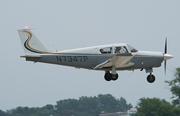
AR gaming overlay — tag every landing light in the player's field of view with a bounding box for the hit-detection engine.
[25,26,28,29]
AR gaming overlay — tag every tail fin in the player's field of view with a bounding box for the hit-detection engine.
[18,29,50,54]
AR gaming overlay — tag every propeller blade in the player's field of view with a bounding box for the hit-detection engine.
[164,38,167,75]
[165,37,167,54]
[164,60,166,74]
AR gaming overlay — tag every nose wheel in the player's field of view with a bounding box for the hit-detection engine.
[104,71,118,81]
[147,73,155,83]
[145,68,155,83]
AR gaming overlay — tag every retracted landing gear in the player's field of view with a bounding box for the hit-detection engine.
[146,68,156,83]
[104,71,118,81]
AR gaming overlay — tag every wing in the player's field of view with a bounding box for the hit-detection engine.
[93,53,135,69]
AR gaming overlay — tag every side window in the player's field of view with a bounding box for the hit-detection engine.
[114,46,128,53]
[100,47,112,54]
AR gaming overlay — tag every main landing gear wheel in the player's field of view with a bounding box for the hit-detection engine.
[104,72,112,81]
[104,71,119,81]
[112,74,118,81]
[147,74,155,83]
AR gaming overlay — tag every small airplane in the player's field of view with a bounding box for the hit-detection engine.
[18,27,173,83]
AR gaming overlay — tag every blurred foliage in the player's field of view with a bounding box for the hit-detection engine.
[165,67,180,106]
[134,97,180,116]
[3,94,132,116]
[0,110,8,116]
[56,94,132,116]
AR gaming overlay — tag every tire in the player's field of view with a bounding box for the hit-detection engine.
[104,73,112,81]
[112,74,118,81]
[147,74,155,83]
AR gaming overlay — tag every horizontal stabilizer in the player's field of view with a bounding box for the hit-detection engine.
[20,54,41,58]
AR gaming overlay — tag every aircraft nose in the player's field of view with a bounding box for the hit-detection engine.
[164,54,173,60]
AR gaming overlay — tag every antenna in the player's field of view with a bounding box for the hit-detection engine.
[77,39,85,47]
[53,45,57,52]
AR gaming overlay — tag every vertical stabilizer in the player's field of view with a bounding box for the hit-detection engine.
[18,29,50,54]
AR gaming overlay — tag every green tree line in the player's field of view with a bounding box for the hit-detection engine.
[2,94,132,116]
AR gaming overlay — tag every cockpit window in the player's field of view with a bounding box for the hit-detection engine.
[114,46,128,53]
[100,47,112,54]
[127,44,138,52]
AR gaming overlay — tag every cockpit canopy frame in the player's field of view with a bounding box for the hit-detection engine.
[99,44,138,54]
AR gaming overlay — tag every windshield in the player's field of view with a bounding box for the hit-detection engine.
[127,44,138,52]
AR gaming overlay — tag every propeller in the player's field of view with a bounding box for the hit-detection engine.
[165,37,167,54]
[163,37,173,74]
[164,38,167,74]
